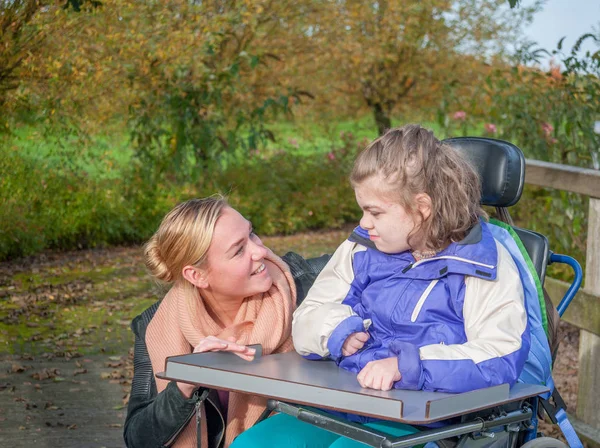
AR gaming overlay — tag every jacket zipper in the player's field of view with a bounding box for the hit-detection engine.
[164,401,196,447]
[164,389,218,447]
[195,398,203,447]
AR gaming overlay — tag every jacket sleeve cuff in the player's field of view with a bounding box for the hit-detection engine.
[327,315,365,359]
[166,380,202,406]
[389,341,424,390]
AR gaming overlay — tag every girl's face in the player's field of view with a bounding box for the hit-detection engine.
[201,207,273,302]
[355,175,429,254]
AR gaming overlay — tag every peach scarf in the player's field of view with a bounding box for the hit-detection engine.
[146,251,296,447]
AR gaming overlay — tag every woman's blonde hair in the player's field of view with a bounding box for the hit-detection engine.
[350,124,486,251]
[144,195,229,284]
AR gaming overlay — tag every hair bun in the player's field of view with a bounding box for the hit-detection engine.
[144,237,173,283]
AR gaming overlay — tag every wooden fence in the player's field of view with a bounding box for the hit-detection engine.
[525,159,600,446]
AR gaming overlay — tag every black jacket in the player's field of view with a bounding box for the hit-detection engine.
[123,252,329,448]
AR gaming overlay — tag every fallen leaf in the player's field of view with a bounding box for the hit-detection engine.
[11,364,26,373]
[31,368,60,381]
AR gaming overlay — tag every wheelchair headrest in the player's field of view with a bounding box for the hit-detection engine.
[442,137,525,207]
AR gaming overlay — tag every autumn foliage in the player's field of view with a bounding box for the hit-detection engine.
[1,0,598,261]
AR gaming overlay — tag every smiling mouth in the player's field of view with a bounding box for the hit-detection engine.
[252,263,266,275]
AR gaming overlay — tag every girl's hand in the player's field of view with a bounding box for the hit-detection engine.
[193,335,256,361]
[341,332,370,356]
[356,357,401,391]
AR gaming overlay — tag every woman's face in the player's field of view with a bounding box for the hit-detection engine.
[201,207,273,301]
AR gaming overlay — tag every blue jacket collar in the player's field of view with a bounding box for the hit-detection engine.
[349,219,498,280]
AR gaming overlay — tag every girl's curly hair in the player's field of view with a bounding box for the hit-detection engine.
[350,124,486,251]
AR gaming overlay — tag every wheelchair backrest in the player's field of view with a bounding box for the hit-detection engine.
[443,137,556,387]
[443,137,549,284]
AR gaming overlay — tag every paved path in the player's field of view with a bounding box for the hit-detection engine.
[0,356,126,448]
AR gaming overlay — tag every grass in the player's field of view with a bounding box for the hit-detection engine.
[4,115,475,180]
[5,124,132,180]
[262,115,469,156]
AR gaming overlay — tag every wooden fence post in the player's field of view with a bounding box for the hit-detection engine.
[577,198,600,431]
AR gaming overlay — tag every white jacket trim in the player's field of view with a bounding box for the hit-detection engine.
[419,240,527,364]
[292,240,366,357]
[410,279,439,322]
[293,238,528,367]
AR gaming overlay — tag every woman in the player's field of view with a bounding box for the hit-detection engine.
[123,196,334,448]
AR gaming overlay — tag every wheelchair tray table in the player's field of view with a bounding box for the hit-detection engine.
[156,351,548,424]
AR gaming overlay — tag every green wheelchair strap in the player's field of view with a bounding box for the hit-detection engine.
[489,218,549,337]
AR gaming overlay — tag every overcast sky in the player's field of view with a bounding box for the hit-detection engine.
[523,0,599,55]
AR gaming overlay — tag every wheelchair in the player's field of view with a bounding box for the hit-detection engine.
[160,137,584,448]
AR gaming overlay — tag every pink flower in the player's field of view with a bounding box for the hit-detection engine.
[250,149,260,157]
[484,123,497,134]
[327,152,336,161]
[541,122,554,137]
[287,138,299,148]
[308,211,313,216]
[452,111,466,121]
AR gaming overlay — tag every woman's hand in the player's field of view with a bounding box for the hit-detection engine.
[341,332,369,356]
[356,357,401,391]
[178,336,256,398]
[193,335,256,361]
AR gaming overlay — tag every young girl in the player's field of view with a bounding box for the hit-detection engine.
[292,124,530,396]
[233,125,531,447]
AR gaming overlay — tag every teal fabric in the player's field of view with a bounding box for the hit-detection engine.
[231,413,340,448]
[329,420,419,448]
[230,413,419,447]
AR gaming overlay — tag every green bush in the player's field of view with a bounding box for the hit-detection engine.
[213,135,361,235]
[0,132,363,261]
[0,147,147,260]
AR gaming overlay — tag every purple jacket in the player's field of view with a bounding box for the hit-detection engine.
[292,221,531,395]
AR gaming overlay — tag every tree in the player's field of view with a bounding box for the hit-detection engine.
[5,0,540,140]
[291,0,539,134]
[9,0,305,165]
[0,0,47,122]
